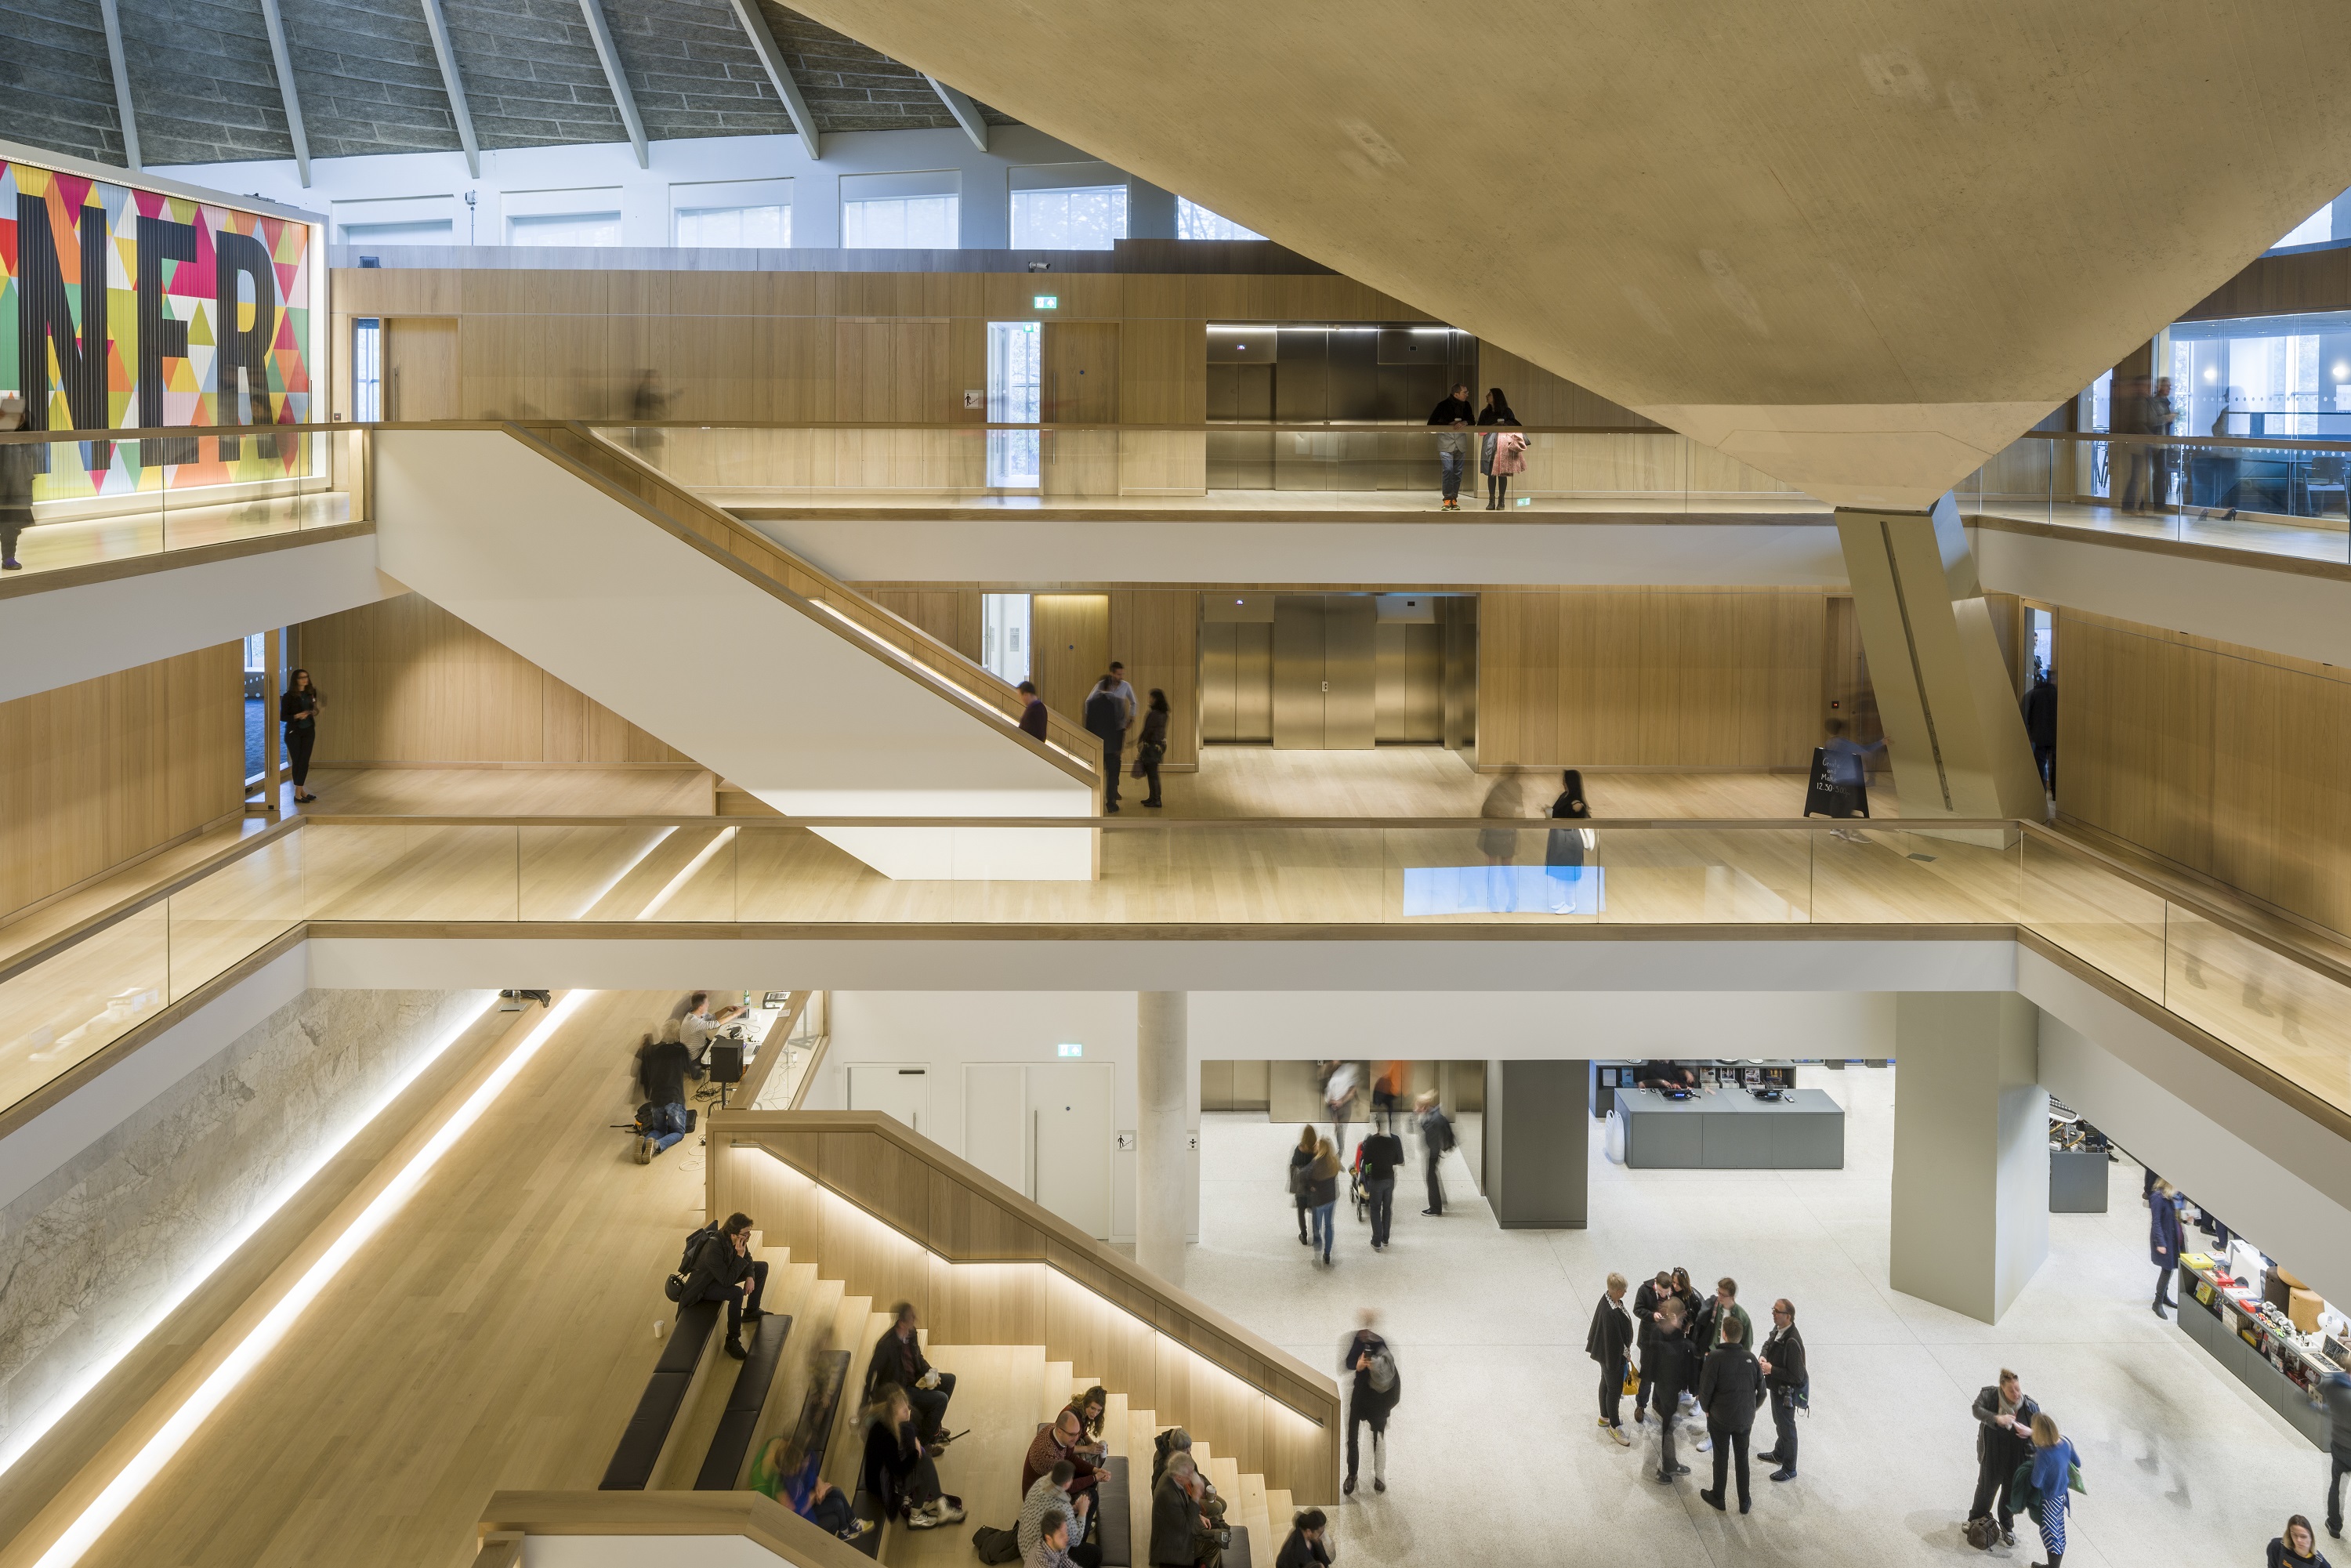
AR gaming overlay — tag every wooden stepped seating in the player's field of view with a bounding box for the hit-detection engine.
[1121,1421,1271,1568]
[600,1298,721,1490]
[696,1307,795,1490]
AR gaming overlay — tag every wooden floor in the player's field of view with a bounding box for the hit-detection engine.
[1971,498,2350,564]
[73,990,707,1568]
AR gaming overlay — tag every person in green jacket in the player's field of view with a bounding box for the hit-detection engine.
[1700,1276,1755,1355]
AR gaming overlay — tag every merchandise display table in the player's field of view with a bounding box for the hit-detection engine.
[1617,1085,1845,1169]
[2179,1257,2335,1450]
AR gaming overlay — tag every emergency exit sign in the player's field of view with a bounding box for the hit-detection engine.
[1033,295,1058,309]
[1058,1042,1084,1057]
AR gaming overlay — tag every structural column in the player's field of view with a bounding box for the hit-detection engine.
[1835,495,2046,819]
[1480,1059,1588,1229]
[1890,993,2048,1323]
[1136,991,1188,1286]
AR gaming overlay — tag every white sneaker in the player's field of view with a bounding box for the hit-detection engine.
[1610,1425,1631,1447]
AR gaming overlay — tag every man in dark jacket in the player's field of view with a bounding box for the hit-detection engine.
[868,1302,958,1440]
[2021,669,2058,791]
[679,1211,767,1359]
[1082,676,1125,813]
[2150,1180,2186,1316]
[1150,1454,1218,1568]
[1969,1369,2039,1545]
[1587,1273,1636,1445]
[1646,1297,1696,1483]
[1756,1298,1807,1481]
[634,1028,694,1161]
[2325,1371,2351,1537]
[1425,383,1474,509]
[1415,1092,1452,1215]
[1018,681,1049,739]
[1697,1316,1761,1512]
[1339,1310,1400,1494]
[1356,1126,1404,1250]
[1631,1270,1672,1424]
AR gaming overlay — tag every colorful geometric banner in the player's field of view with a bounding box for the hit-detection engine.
[2,158,318,499]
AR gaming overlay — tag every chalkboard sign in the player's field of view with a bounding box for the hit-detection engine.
[1802,745,1870,820]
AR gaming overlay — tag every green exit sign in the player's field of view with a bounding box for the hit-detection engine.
[1033,295,1058,310]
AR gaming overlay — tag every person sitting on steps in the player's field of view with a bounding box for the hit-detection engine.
[867,1302,958,1443]
[1020,1461,1099,1568]
[676,1211,767,1360]
[862,1383,965,1530]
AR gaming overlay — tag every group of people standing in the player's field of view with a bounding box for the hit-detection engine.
[1425,384,1527,510]
[1049,660,1169,813]
[1587,1270,1805,1513]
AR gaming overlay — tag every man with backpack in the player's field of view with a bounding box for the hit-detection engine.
[633,1028,695,1162]
[673,1211,768,1360]
[1339,1308,1400,1496]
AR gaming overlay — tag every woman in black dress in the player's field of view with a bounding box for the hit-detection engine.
[1545,768,1593,914]
[280,668,324,803]
[1136,688,1171,807]
[861,1384,962,1528]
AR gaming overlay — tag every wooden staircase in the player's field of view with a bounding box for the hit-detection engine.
[649,1243,1291,1568]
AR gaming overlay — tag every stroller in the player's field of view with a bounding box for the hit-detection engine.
[1349,1142,1370,1223]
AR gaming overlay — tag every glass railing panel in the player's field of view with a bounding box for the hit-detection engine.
[1809,824,2020,923]
[166,834,304,999]
[520,824,740,920]
[2020,835,2166,1001]
[1382,826,1811,922]
[302,824,520,920]
[0,907,169,1116]
[1969,434,2351,566]
[2164,905,2351,1117]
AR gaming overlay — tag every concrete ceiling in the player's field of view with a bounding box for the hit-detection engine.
[788,0,2351,508]
[2,0,1013,169]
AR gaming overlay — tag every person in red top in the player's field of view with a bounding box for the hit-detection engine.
[1022,1408,1103,1502]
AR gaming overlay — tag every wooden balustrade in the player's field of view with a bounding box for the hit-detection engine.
[708,1108,1342,1501]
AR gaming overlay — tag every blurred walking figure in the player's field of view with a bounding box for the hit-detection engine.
[0,393,34,570]
[1416,1090,1454,1215]
[629,368,670,457]
[2150,1179,2185,1316]
[1304,1138,1342,1265]
[1339,1309,1400,1495]
[1322,1059,1361,1148]
[1287,1128,1317,1246]
[1476,774,1523,911]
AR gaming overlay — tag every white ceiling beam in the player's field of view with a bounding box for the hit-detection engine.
[255,0,312,186]
[96,0,140,170]
[416,0,481,178]
[726,0,821,160]
[575,0,650,170]
[925,74,987,151]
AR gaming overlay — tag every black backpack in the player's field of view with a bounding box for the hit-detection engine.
[971,1526,1021,1563]
[664,1221,721,1302]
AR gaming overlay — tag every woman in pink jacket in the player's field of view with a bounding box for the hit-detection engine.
[1477,388,1527,509]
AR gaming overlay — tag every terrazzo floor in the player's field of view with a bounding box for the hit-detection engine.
[1189,1069,2327,1566]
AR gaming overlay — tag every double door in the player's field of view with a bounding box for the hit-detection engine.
[962,1062,1114,1239]
[1273,593,1375,749]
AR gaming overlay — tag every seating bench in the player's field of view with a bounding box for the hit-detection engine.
[600,1301,720,1489]
[696,1313,793,1489]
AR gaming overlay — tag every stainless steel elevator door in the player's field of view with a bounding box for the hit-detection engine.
[1198,621,1273,743]
[1272,594,1376,749]
[1375,622,1446,743]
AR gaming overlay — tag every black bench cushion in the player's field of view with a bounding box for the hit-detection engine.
[1092,1455,1132,1567]
[849,1490,885,1558]
[1225,1525,1252,1568]
[696,1312,792,1489]
[600,1301,720,1490]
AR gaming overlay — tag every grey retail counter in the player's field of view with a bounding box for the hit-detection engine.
[1617,1086,1846,1170]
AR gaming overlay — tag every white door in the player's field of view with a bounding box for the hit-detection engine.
[963,1064,1028,1193]
[847,1065,929,1135]
[1029,1062,1114,1239]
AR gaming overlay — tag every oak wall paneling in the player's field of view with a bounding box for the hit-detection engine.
[1032,593,1113,722]
[0,644,245,922]
[2057,607,2351,936]
[298,596,693,766]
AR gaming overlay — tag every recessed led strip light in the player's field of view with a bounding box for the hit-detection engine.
[0,991,498,1490]
[32,990,596,1567]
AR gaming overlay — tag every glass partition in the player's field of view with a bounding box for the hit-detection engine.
[0,427,358,581]
[0,907,168,1117]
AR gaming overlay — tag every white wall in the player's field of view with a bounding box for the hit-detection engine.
[156,125,1176,252]
[814,992,1163,1243]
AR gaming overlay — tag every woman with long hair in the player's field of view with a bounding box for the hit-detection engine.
[2027,1410,2078,1566]
[1477,387,1524,509]
[1545,768,1595,914]
[281,668,324,804]
[1305,1136,1342,1265]
[1288,1127,1317,1246]
[1136,688,1171,808]
[862,1384,964,1529]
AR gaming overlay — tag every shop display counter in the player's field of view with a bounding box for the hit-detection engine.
[1617,1085,1845,1170]
[2179,1256,2335,1450]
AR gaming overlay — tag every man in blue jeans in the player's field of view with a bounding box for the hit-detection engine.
[1426,384,1474,511]
[636,1027,696,1161]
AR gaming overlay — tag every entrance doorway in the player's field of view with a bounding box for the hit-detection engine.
[962,1062,1114,1238]
[383,317,461,420]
